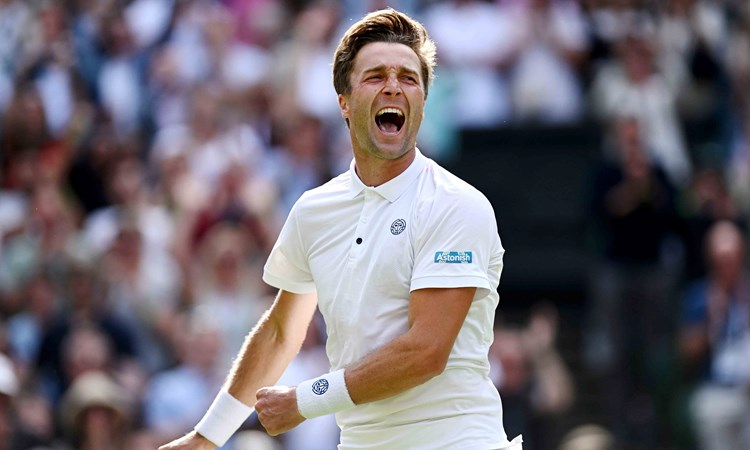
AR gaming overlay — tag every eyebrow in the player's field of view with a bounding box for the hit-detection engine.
[362,65,420,77]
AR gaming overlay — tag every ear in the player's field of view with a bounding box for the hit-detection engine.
[338,94,350,121]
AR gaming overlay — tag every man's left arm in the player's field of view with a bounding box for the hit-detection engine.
[345,286,475,403]
[257,286,474,435]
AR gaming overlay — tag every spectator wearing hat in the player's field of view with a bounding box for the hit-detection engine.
[59,371,133,450]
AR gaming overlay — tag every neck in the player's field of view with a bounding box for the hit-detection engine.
[353,148,416,187]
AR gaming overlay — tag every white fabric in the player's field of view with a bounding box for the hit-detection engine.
[296,369,355,419]
[500,435,524,450]
[263,149,507,448]
[195,390,254,447]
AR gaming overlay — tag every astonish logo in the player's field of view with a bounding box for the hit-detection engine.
[434,251,473,264]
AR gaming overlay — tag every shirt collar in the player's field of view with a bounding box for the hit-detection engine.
[348,148,428,203]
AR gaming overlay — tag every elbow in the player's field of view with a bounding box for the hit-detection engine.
[419,347,450,380]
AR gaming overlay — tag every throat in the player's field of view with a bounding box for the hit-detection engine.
[353,148,416,186]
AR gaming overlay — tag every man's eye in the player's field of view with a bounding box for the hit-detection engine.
[367,75,382,81]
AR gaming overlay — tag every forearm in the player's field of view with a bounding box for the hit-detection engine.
[191,291,316,445]
[342,287,473,406]
[222,290,318,405]
[223,312,301,404]
[344,328,447,405]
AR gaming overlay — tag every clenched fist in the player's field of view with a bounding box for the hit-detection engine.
[255,386,306,436]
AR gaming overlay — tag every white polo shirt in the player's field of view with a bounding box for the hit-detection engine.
[263,149,508,449]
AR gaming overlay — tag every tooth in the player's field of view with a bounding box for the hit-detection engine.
[377,108,404,117]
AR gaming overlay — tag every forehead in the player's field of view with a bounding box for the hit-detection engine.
[352,42,421,74]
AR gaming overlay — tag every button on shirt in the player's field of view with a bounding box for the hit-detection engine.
[263,149,507,448]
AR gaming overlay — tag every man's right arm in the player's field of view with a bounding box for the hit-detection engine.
[158,289,318,450]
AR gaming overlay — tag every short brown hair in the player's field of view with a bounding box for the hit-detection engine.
[332,8,437,97]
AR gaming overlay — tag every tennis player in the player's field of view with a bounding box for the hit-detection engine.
[159,8,521,450]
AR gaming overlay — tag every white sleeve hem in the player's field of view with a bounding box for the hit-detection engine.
[410,275,491,292]
[262,271,316,294]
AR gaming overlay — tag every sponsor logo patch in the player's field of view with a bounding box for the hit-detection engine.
[434,251,473,264]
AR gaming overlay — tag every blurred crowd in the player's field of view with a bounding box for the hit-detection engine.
[0,0,749,449]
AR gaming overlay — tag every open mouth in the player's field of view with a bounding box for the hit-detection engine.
[375,107,405,134]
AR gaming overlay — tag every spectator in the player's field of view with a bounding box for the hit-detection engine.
[679,221,750,450]
[490,303,574,450]
[13,389,61,449]
[6,272,59,371]
[507,0,588,123]
[1,83,53,171]
[0,179,78,306]
[149,86,268,200]
[655,0,727,123]
[223,0,286,49]
[679,165,743,281]
[269,1,342,126]
[15,1,81,140]
[191,224,272,373]
[80,151,174,259]
[580,0,649,76]
[59,371,133,450]
[95,8,148,138]
[36,264,138,404]
[99,223,181,373]
[38,324,114,406]
[264,113,331,218]
[590,31,692,186]
[422,0,516,127]
[143,312,223,443]
[0,0,35,113]
[585,115,680,447]
[66,124,119,215]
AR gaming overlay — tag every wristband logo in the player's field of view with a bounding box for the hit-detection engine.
[311,378,329,395]
[434,251,473,264]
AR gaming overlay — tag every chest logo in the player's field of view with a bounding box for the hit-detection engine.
[390,218,407,235]
[434,251,473,264]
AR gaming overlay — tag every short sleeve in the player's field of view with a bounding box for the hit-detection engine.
[410,190,503,299]
[263,202,316,293]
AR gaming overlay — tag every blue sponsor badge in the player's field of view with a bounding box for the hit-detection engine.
[434,251,473,264]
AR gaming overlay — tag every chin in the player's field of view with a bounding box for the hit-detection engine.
[372,142,412,160]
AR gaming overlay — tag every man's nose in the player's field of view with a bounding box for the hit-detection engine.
[383,75,402,95]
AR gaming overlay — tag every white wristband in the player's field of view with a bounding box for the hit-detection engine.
[195,390,254,447]
[296,369,356,419]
